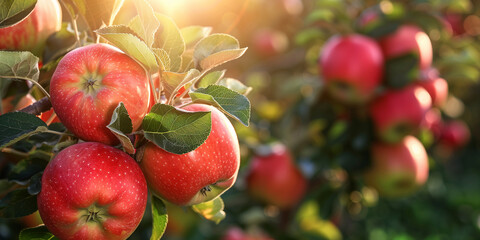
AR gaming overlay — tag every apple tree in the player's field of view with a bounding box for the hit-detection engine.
[0,0,252,239]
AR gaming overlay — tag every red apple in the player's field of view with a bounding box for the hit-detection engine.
[444,12,465,36]
[39,108,61,124]
[380,25,433,70]
[364,136,429,198]
[37,142,148,240]
[246,143,307,209]
[370,85,432,143]
[252,29,288,58]
[421,108,443,138]
[319,34,384,104]
[139,104,240,206]
[49,43,150,145]
[439,120,470,149]
[0,0,62,56]
[417,69,448,107]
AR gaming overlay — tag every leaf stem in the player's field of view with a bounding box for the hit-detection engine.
[1,148,28,158]
[2,76,50,98]
[44,130,73,136]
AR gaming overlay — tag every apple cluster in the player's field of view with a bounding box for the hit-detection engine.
[318,16,469,198]
[0,0,247,238]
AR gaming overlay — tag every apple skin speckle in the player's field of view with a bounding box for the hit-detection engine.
[140,104,240,206]
[49,43,150,145]
[37,142,148,240]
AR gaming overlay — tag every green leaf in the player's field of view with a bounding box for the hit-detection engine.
[19,225,57,240]
[150,195,168,240]
[142,104,211,154]
[28,172,42,195]
[163,69,200,103]
[385,53,419,89]
[0,112,48,148]
[199,48,247,71]
[190,85,251,126]
[43,22,85,63]
[107,102,134,154]
[131,0,159,47]
[181,26,212,48]
[197,70,226,88]
[218,78,252,95]
[0,188,37,218]
[8,157,48,184]
[191,197,226,224]
[193,34,247,71]
[0,51,40,82]
[153,14,185,72]
[152,48,171,72]
[63,0,125,33]
[0,0,36,28]
[95,25,158,73]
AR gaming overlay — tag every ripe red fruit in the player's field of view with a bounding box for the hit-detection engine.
[0,0,62,56]
[37,142,148,240]
[439,120,470,149]
[139,104,240,206]
[39,108,61,125]
[421,108,443,138]
[50,43,150,145]
[319,34,384,103]
[417,69,448,107]
[364,136,429,198]
[246,144,307,209]
[370,85,432,143]
[252,29,288,57]
[380,25,433,70]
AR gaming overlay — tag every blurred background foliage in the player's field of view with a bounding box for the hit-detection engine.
[2,0,480,239]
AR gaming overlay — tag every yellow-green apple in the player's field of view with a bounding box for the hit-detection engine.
[139,104,240,206]
[37,142,148,240]
[379,25,433,70]
[417,69,448,107]
[364,136,429,198]
[439,120,470,150]
[319,34,384,104]
[0,0,62,56]
[370,85,432,143]
[246,143,307,209]
[49,43,150,145]
[252,28,288,58]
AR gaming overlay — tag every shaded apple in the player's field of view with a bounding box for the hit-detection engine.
[252,28,288,58]
[439,120,470,150]
[370,85,432,143]
[246,143,307,209]
[380,25,433,71]
[0,0,62,57]
[319,34,384,104]
[364,136,429,198]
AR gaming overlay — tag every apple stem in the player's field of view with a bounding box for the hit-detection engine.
[3,76,50,99]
